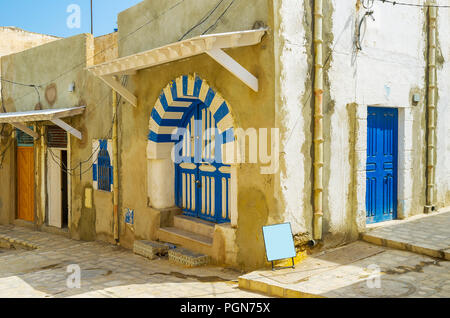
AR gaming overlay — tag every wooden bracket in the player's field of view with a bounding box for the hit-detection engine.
[100,75,137,107]
[51,118,82,140]
[11,123,39,139]
[206,48,259,92]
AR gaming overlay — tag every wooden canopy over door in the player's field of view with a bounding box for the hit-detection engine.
[17,146,35,222]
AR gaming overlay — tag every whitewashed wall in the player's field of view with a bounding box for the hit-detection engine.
[327,0,429,236]
[275,0,310,235]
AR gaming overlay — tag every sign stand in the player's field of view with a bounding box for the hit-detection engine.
[262,223,297,271]
[271,257,295,271]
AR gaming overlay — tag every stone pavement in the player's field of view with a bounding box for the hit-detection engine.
[239,241,450,298]
[0,225,266,298]
[239,209,450,298]
[361,209,450,260]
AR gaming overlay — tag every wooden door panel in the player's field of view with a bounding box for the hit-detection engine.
[366,107,398,224]
[17,147,35,222]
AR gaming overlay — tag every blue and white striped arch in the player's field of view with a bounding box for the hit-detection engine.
[147,74,237,162]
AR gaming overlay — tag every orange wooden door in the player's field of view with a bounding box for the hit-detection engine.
[17,146,35,222]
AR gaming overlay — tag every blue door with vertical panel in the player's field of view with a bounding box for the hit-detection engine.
[174,101,231,224]
[366,107,398,224]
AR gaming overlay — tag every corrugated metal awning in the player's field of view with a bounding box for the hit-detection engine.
[0,106,85,140]
[87,29,267,106]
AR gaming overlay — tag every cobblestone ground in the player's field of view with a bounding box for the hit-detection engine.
[0,225,267,298]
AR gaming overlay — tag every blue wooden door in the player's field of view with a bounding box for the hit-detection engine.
[366,107,398,224]
[175,102,231,223]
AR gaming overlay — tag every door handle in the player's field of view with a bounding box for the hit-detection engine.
[196,180,201,188]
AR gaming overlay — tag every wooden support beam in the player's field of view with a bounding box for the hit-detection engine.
[100,75,137,107]
[206,48,259,92]
[11,123,39,139]
[51,118,82,140]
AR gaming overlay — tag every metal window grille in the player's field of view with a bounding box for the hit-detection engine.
[97,148,111,192]
[16,128,34,147]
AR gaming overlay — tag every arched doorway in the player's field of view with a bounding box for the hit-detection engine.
[147,74,237,225]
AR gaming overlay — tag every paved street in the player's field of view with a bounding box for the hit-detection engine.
[1,210,449,298]
[362,210,450,260]
[0,225,266,298]
[240,241,450,298]
[240,210,450,298]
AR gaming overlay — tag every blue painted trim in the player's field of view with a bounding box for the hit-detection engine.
[221,128,235,144]
[99,139,108,150]
[151,109,163,123]
[204,89,215,107]
[93,164,97,181]
[148,131,174,143]
[170,80,178,99]
[213,102,229,123]
[182,76,188,96]
[159,94,169,111]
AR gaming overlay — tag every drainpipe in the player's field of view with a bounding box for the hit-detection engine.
[112,87,119,241]
[40,125,46,228]
[425,4,437,214]
[313,0,324,240]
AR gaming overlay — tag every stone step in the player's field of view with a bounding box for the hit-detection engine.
[173,215,215,239]
[133,240,170,260]
[157,227,213,256]
[168,247,211,267]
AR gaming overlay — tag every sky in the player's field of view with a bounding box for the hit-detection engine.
[0,0,143,38]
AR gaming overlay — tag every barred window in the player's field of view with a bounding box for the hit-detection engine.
[97,148,112,192]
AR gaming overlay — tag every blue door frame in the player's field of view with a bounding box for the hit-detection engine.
[174,101,231,224]
[366,107,398,224]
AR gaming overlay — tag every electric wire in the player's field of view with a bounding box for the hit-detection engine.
[45,76,126,177]
[0,0,186,107]
[178,0,226,41]
[202,0,235,35]
[356,10,375,51]
[0,0,185,166]
[375,0,450,8]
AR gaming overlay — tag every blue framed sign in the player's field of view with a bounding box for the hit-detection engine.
[262,223,296,270]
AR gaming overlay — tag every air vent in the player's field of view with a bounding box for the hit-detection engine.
[47,126,67,148]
